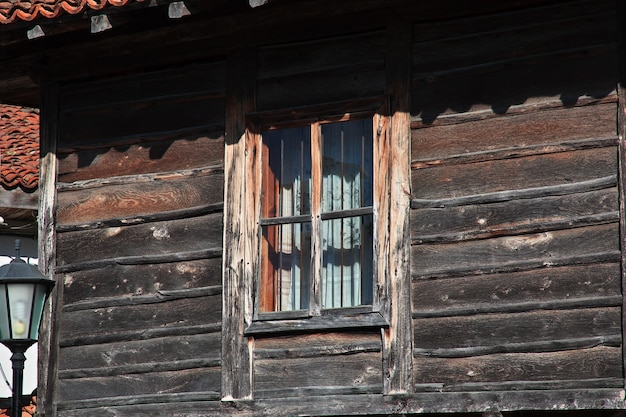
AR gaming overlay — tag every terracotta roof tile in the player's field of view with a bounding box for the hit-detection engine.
[0,105,39,191]
[0,0,145,24]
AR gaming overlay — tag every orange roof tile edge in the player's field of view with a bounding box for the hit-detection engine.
[0,0,146,24]
[0,105,39,191]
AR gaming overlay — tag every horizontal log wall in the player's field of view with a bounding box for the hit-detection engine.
[53,61,226,410]
[410,0,622,392]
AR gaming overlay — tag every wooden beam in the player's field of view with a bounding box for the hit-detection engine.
[382,13,413,395]
[617,0,626,392]
[221,47,256,401]
[38,81,60,417]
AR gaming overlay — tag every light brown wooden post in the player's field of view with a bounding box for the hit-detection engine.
[382,15,414,395]
[222,49,256,401]
[38,81,60,417]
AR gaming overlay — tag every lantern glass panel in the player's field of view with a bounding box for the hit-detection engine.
[7,283,34,339]
[29,283,48,339]
[0,284,9,340]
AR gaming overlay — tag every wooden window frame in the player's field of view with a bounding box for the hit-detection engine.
[243,97,391,335]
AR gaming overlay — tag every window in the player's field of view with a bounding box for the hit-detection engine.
[245,98,390,332]
[260,119,374,313]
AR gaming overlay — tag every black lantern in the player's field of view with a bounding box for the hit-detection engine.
[0,240,54,417]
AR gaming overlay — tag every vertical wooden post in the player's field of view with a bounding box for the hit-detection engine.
[382,15,414,395]
[38,81,60,417]
[617,0,626,392]
[222,48,256,401]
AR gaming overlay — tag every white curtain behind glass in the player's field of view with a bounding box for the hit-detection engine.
[321,120,373,309]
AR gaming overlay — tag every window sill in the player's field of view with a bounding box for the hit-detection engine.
[245,310,389,335]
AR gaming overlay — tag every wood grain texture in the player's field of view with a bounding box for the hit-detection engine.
[414,346,623,386]
[221,48,256,401]
[413,307,621,350]
[411,187,618,243]
[412,147,617,200]
[383,15,414,395]
[256,31,386,111]
[254,331,381,359]
[59,332,221,371]
[411,103,617,162]
[412,223,620,279]
[58,62,226,110]
[61,257,222,306]
[255,352,382,395]
[57,173,224,224]
[56,213,223,266]
[58,366,221,402]
[38,81,61,417]
[60,293,222,343]
[412,263,621,318]
[57,133,225,182]
[411,3,615,76]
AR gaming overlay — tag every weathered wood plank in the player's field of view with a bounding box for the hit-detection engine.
[257,31,385,80]
[60,294,222,342]
[411,103,617,162]
[59,358,220,380]
[57,173,224,224]
[254,352,382,393]
[54,390,626,416]
[413,307,621,350]
[58,133,225,182]
[62,258,222,306]
[414,346,623,386]
[58,367,221,402]
[59,62,225,109]
[412,147,617,200]
[221,47,255,401]
[411,46,617,124]
[257,69,386,112]
[412,263,621,318]
[59,95,225,146]
[411,188,618,243]
[254,331,380,359]
[411,0,613,44]
[412,6,615,76]
[412,223,619,279]
[413,137,617,170]
[59,332,221,371]
[56,392,221,415]
[56,213,223,266]
[383,15,413,395]
[38,81,61,417]
[255,390,626,416]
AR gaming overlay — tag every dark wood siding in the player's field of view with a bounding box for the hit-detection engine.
[53,61,225,411]
[28,0,626,415]
[410,0,622,392]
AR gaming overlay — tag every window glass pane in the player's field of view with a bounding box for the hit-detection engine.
[262,127,312,218]
[321,214,373,309]
[320,119,373,309]
[321,119,373,213]
[261,222,312,312]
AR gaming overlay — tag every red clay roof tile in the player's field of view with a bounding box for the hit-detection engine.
[0,105,39,191]
[0,0,144,24]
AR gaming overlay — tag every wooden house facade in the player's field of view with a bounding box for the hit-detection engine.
[1,0,626,416]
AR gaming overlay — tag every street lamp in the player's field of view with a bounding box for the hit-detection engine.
[0,240,54,417]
